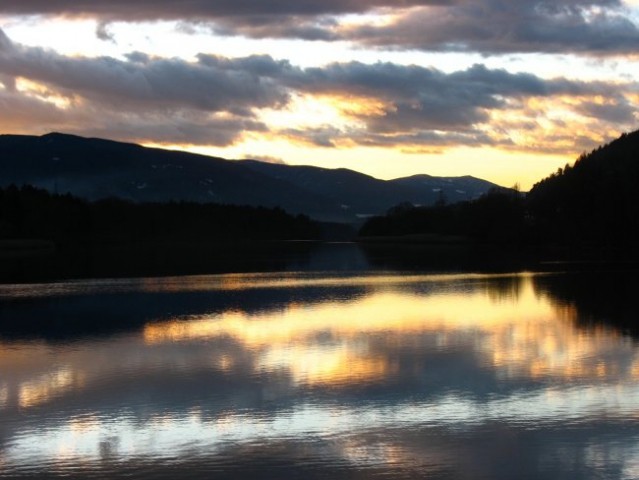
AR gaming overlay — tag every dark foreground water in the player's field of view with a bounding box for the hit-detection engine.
[1,265,639,479]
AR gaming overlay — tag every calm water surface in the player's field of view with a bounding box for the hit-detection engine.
[1,270,639,479]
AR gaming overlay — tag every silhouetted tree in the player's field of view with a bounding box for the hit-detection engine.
[0,185,321,244]
[359,186,526,243]
[527,129,639,253]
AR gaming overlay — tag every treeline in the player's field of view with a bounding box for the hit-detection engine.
[360,130,639,256]
[0,184,320,243]
[359,188,526,243]
[527,131,639,248]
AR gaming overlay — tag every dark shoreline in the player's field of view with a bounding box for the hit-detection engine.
[0,238,323,284]
[3,236,639,286]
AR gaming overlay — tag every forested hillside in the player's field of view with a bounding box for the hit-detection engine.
[360,130,639,256]
[527,131,639,248]
[0,132,500,222]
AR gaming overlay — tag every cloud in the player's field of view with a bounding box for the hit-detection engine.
[243,154,287,164]
[0,87,266,146]
[575,95,638,123]
[0,33,290,114]
[0,28,12,52]
[0,28,283,144]
[95,22,115,42]
[1,0,638,55]
[273,62,634,152]
[0,28,636,154]
[0,0,445,20]
[1,28,285,144]
[336,0,639,55]
[279,125,345,147]
[205,16,341,42]
[279,125,500,151]
[0,89,70,130]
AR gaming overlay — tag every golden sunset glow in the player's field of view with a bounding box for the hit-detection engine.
[327,94,389,119]
[15,78,74,110]
[258,94,356,132]
[1,0,638,188]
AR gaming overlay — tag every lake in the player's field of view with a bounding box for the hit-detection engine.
[1,248,639,479]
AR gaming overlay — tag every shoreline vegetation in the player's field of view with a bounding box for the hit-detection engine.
[0,184,320,243]
[358,130,639,262]
[2,130,639,282]
[0,185,324,282]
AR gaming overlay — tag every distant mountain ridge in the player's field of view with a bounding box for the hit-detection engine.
[0,132,501,222]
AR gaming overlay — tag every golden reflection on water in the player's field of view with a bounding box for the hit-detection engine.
[141,275,633,387]
[1,272,636,412]
[18,367,79,408]
[3,271,639,476]
[137,272,538,293]
[0,383,8,409]
[0,342,88,410]
[259,344,393,386]
[143,276,556,346]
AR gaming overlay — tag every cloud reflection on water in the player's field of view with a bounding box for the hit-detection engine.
[1,271,639,479]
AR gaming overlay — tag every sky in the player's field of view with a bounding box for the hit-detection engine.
[1,1,639,189]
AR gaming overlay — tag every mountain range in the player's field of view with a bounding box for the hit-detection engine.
[0,132,501,222]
